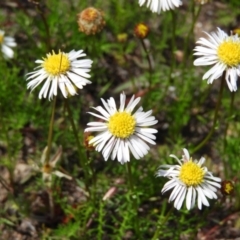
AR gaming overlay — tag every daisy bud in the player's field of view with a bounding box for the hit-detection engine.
[117,33,128,43]
[232,28,240,36]
[77,7,105,35]
[84,132,95,151]
[134,23,149,39]
[221,180,234,195]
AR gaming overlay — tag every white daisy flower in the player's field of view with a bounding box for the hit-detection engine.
[194,28,240,92]
[26,50,93,100]
[138,0,182,14]
[85,92,158,164]
[156,148,221,210]
[0,30,17,59]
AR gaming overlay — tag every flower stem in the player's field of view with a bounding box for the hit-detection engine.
[223,92,235,149]
[35,4,51,51]
[126,162,140,237]
[170,10,176,68]
[47,188,55,219]
[45,96,57,164]
[152,205,174,240]
[126,162,134,190]
[183,2,202,67]
[140,38,153,86]
[64,99,89,186]
[192,74,225,153]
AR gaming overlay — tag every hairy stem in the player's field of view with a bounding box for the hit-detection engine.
[193,74,225,153]
[126,162,140,237]
[45,96,57,164]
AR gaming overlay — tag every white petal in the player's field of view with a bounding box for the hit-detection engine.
[169,184,182,202]
[196,186,209,209]
[87,112,108,121]
[186,186,193,210]
[53,171,72,180]
[182,148,190,161]
[174,186,186,210]
[102,137,116,161]
[135,132,156,145]
[2,44,14,58]
[119,93,126,112]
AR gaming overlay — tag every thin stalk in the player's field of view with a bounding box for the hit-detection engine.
[0,104,15,189]
[48,188,54,219]
[97,201,105,240]
[170,10,176,69]
[223,91,235,178]
[140,38,153,86]
[167,10,177,84]
[45,96,57,164]
[152,206,174,240]
[223,92,235,149]
[126,162,134,190]
[64,100,89,185]
[126,162,140,237]
[183,3,202,67]
[35,4,51,51]
[192,74,225,153]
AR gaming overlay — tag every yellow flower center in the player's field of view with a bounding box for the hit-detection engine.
[108,111,136,138]
[42,50,70,76]
[179,161,204,186]
[217,39,240,67]
[0,34,4,44]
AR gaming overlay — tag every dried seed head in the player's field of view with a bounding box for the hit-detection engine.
[77,7,105,35]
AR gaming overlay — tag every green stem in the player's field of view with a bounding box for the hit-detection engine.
[192,74,225,153]
[167,10,177,84]
[140,38,153,86]
[152,206,174,240]
[126,162,134,190]
[97,201,105,240]
[48,188,54,219]
[36,4,51,51]
[223,91,235,178]
[45,96,57,164]
[64,100,89,185]
[223,92,235,149]
[126,162,140,237]
[0,103,15,188]
[183,2,202,67]
[170,10,176,68]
